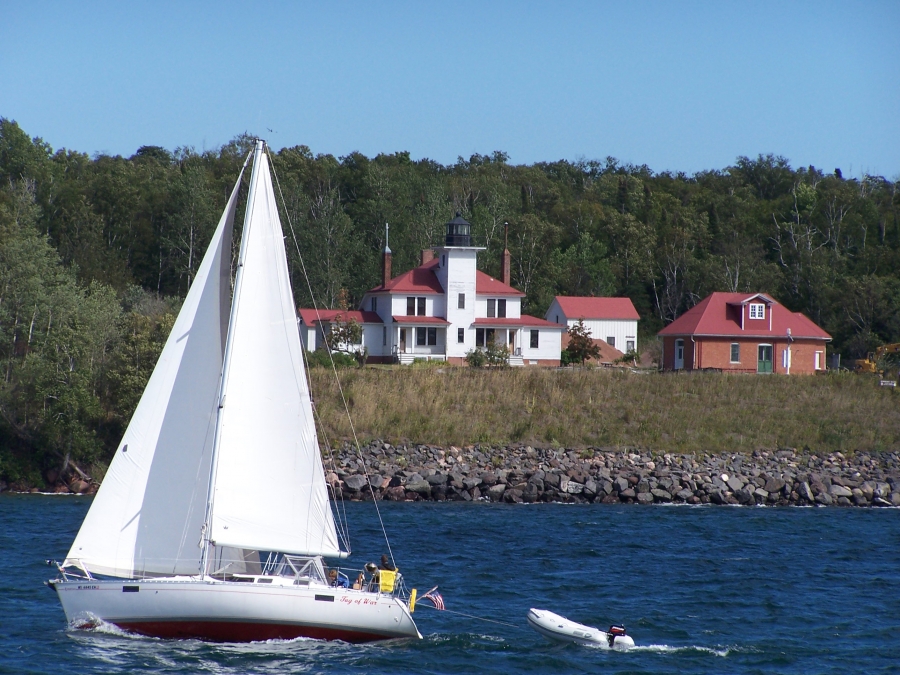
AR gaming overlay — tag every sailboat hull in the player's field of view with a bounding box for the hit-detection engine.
[51,578,421,643]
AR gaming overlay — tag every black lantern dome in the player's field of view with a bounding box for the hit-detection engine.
[444,212,471,247]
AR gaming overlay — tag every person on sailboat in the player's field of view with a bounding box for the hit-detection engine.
[379,555,396,571]
[328,569,350,588]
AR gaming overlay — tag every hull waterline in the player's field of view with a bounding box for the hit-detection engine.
[52,578,421,643]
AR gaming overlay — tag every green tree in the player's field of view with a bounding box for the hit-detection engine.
[564,319,600,365]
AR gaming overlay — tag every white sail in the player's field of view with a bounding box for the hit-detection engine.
[208,143,342,558]
[63,168,246,577]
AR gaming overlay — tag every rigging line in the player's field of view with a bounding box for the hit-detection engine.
[414,603,520,629]
[269,149,396,566]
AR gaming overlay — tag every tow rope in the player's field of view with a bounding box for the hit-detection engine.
[415,602,519,629]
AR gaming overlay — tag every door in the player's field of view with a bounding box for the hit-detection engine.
[399,329,406,353]
[757,344,773,373]
[674,339,684,369]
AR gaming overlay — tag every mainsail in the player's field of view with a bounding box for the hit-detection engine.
[207,143,342,558]
[64,162,246,578]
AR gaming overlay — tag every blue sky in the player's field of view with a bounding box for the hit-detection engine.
[2,1,898,177]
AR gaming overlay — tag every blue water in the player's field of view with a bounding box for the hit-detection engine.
[2,495,899,675]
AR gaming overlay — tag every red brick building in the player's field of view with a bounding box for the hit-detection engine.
[658,293,831,374]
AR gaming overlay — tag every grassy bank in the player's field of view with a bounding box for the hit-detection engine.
[308,368,900,454]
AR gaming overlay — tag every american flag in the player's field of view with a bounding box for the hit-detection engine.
[421,586,445,610]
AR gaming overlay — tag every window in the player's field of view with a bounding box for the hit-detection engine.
[441,254,446,267]
[487,299,496,318]
[407,297,415,316]
[476,328,485,347]
[417,297,426,316]
[458,293,465,309]
[458,328,465,343]
[383,326,387,346]
[730,343,740,363]
[497,299,506,318]
[530,330,539,349]
[371,297,377,312]
[607,336,615,348]
[749,303,765,319]
[626,340,635,353]
[815,351,822,370]
[416,327,436,345]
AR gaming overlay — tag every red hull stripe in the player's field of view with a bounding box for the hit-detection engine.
[115,620,398,643]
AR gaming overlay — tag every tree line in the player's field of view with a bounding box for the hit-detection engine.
[1,118,898,484]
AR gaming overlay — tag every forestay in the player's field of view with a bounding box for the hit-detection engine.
[63,165,246,578]
[208,144,342,558]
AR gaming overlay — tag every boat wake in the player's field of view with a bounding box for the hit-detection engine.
[629,643,732,657]
[69,614,148,640]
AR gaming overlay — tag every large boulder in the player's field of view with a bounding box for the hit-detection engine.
[798,482,814,501]
[651,488,672,502]
[815,492,833,506]
[734,487,755,505]
[727,475,744,492]
[344,474,368,491]
[487,484,507,501]
[384,486,407,501]
[406,480,432,496]
[829,484,853,498]
[636,492,654,505]
[566,481,584,495]
[69,479,90,494]
[764,477,786,493]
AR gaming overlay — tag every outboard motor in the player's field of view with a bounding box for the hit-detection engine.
[607,624,627,647]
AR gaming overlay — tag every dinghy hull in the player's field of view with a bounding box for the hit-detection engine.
[52,578,421,643]
[527,608,634,650]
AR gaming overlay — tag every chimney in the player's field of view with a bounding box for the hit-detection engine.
[421,248,435,266]
[382,223,392,287]
[500,221,511,286]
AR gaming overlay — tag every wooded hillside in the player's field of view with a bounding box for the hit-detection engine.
[1,118,898,483]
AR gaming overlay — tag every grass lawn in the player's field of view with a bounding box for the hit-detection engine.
[307,367,900,455]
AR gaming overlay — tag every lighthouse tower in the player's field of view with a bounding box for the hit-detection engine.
[434,213,484,359]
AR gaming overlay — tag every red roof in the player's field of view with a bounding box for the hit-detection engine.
[298,309,382,325]
[368,258,444,295]
[391,315,451,325]
[366,257,525,297]
[474,315,564,328]
[552,296,639,321]
[476,271,525,296]
[657,292,831,340]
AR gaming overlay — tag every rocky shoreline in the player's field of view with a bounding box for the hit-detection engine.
[326,442,900,507]
[4,443,899,507]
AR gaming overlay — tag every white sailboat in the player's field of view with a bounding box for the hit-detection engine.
[49,140,421,643]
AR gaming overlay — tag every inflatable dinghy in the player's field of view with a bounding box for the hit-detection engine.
[527,608,634,650]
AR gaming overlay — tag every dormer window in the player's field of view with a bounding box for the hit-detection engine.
[749,303,765,319]
[370,297,377,312]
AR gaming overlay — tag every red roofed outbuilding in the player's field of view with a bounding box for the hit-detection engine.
[546,296,640,360]
[657,292,831,374]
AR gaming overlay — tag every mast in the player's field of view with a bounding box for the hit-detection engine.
[199,139,265,576]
